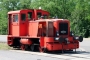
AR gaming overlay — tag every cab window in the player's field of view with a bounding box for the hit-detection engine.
[21,14,26,21]
[28,12,32,20]
[37,12,42,18]
[43,15,48,19]
[13,14,18,22]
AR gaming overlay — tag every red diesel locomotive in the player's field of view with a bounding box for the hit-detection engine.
[7,9,83,52]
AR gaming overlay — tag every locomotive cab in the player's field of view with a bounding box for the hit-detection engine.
[7,9,49,46]
[8,9,50,36]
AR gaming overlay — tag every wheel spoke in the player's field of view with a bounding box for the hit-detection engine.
[21,44,30,51]
[21,44,25,50]
[39,47,48,53]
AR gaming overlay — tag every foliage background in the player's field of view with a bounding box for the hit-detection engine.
[0,0,90,38]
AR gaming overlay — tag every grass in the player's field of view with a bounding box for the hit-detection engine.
[0,43,12,50]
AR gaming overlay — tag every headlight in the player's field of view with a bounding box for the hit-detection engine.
[75,37,79,40]
[70,31,74,36]
[71,33,74,36]
[57,33,59,36]
[56,31,59,36]
[73,36,83,42]
[73,36,79,40]
[55,37,59,40]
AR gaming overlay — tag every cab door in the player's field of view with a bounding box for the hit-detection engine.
[20,10,33,36]
[12,14,19,36]
[20,12,27,36]
[47,21,53,37]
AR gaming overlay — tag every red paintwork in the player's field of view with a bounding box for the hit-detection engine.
[20,39,32,45]
[40,37,79,51]
[46,43,79,51]
[8,9,49,36]
[40,37,44,47]
[7,36,13,45]
[53,19,70,37]
[47,43,62,51]
[7,9,81,52]
[28,22,39,37]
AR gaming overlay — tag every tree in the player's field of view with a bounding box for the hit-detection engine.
[0,0,90,37]
[70,0,90,37]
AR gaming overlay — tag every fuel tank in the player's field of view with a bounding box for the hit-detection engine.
[20,39,32,45]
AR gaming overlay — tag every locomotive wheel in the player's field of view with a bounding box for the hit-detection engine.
[39,47,43,52]
[21,44,26,50]
[30,44,35,51]
[39,47,48,53]
[21,44,29,51]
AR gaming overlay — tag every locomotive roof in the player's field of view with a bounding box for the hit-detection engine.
[8,10,21,14]
[35,19,53,22]
[35,19,69,22]
[8,9,49,14]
